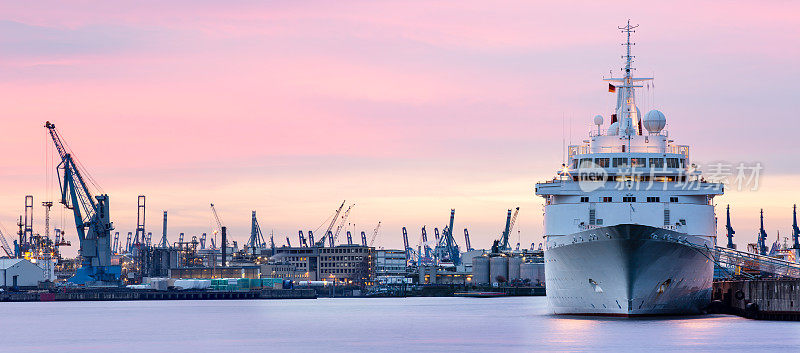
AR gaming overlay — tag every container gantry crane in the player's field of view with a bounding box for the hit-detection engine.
[360,231,367,246]
[45,121,120,284]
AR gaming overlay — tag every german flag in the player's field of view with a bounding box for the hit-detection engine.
[608,83,616,93]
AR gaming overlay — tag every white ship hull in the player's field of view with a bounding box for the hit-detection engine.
[545,224,713,316]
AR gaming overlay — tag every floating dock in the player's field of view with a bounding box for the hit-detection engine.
[713,279,800,320]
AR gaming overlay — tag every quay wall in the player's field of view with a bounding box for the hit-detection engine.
[713,279,800,320]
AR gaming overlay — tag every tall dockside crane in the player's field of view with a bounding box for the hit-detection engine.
[421,226,431,259]
[360,231,367,246]
[442,209,461,266]
[369,221,381,246]
[159,211,169,248]
[308,231,315,246]
[0,225,14,257]
[498,207,519,252]
[45,121,120,284]
[249,211,266,256]
[298,231,308,247]
[112,232,120,255]
[464,228,472,251]
[758,209,768,255]
[270,232,276,256]
[125,232,132,253]
[726,205,736,249]
[792,205,799,250]
[346,230,353,246]
[402,227,410,263]
[210,203,227,266]
[316,201,345,247]
[332,204,354,247]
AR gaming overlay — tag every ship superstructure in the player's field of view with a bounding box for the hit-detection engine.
[535,22,724,315]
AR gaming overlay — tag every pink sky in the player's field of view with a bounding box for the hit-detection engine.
[1,1,799,256]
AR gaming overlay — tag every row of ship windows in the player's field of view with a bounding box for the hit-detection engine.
[573,157,685,169]
[579,196,678,203]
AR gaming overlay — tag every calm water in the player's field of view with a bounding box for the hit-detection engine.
[2,296,798,352]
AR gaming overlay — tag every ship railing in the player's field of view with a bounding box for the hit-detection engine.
[679,240,800,278]
[666,145,690,160]
[578,224,602,231]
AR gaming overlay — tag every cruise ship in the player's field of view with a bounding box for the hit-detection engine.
[535,22,724,316]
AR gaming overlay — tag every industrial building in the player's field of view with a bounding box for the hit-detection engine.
[0,259,47,288]
[271,245,375,286]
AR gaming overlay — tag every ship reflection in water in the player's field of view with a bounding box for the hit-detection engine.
[5,297,797,352]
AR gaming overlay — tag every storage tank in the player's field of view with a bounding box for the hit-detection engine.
[472,256,490,284]
[521,262,545,285]
[508,256,522,282]
[489,256,509,285]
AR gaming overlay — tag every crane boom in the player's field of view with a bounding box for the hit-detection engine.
[317,201,345,247]
[0,225,13,257]
[369,221,381,246]
[332,204,354,246]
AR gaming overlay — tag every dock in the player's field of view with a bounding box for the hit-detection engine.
[0,288,316,302]
[712,279,800,320]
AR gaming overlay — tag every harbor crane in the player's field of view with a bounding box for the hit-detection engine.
[125,232,132,253]
[159,211,169,248]
[317,201,345,247]
[360,231,367,246]
[758,209,768,255]
[45,121,120,284]
[249,211,267,256]
[299,231,309,247]
[200,233,207,249]
[726,205,735,249]
[422,226,431,259]
[0,225,14,257]
[464,228,472,251]
[502,207,520,252]
[402,227,410,262]
[346,230,353,246]
[442,209,461,266]
[112,232,120,255]
[369,221,381,246]
[792,205,799,249]
[210,203,228,266]
[332,204,354,247]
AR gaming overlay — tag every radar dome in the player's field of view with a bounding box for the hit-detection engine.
[607,121,619,136]
[593,115,603,126]
[643,110,666,133]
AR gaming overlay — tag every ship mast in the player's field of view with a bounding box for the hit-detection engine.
[620,20,637,138]
[604,20,652,140]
